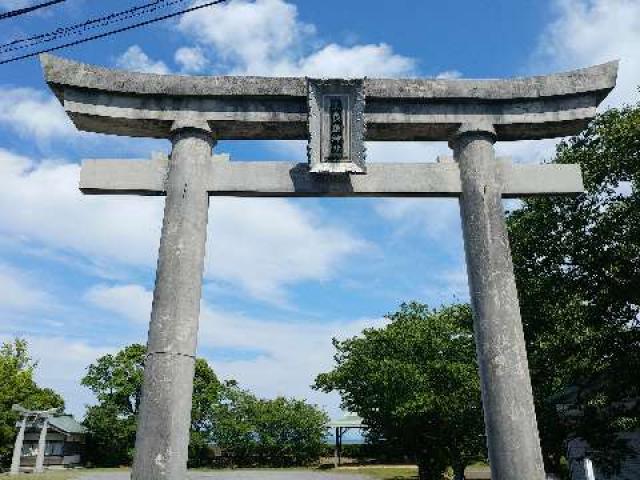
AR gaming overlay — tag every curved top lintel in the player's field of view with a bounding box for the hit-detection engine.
[40,53,618,102]
[39,54,618,141]
[40,54,307,100]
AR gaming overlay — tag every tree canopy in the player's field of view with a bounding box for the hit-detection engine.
[508,101,640,473]
[315,101,640,478]
[209,382,329,467]
[315,303,485,480]
[0,339,64,468]
[82,344,328,468]
[81,344,223,467]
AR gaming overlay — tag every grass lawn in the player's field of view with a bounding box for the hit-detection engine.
[4,465,486,480]
[1,472,80,480]
[335,466,418,479]
[1,468,129,480]
[335,464,490,479]
[3,467,418,479]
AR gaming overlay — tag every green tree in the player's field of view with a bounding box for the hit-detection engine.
[315,303,485,480]
[189,357,226,467]
[81,344,145,466]
[81,344,222,467]
[0,339,64,468]
[247,396,328,467]
[83,343,329,468]
[208,381,257,466]
[209,382,328,467]
[82,402,136,467]
[507,101,640,474]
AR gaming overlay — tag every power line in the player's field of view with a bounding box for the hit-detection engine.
[0,0,228,65]
[1,0,190,54]
[1,0,179,51]
[0,0,67,21]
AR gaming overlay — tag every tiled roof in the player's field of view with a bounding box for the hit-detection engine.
[49,415,86,434]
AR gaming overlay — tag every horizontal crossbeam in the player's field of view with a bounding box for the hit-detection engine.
[80,156,584,198]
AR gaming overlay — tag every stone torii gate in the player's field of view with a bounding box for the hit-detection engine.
[41,54,617,480]
[10,405,57,475]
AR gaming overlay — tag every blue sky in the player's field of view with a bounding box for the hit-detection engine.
[0,0,639,420]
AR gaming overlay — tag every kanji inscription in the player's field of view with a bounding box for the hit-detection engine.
[307,78,366,174]
[328,97,345,161]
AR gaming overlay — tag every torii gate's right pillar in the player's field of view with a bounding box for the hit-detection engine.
[451,123,545,480]
[39,53,618,480]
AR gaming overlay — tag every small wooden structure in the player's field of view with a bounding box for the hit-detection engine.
[327,413,366,466]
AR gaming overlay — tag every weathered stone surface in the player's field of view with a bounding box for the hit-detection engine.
[10,418,27,475]
[80,157,584,198]
[131,125,214,480]
[452,126,546,480]
[40,54,307,98]
[366,61,617,100]
[41,54,616,101]
[34,417,48,473]
[41,54,617,141]
[307,79,366,174]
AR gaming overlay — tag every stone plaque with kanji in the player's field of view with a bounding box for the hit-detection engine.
[307,78,366,174]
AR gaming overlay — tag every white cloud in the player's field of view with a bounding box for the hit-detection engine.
[0,148,164,269]
[203,311,381,402]
[31,337,114,417]
[212,311,386,413]
[436,70,462,80]
[14,335,114,418]
[272,139,451,167]
[0,149,362,304]
[178,0,415,78]
[0,87,75,141]
[495,138,560,165]
[497,0,640,171]
[116,45,170,74]
[85,284,152,324]
[283,43,416,78]
[367,141,450,164]
[86,282,387,414]
[207,197,364,304]
[421,269,470,306]
[0,264,53,311]
[178,0,313,75]
[175,46,209,73]
[535,0,640,106]
[375,198,463,244]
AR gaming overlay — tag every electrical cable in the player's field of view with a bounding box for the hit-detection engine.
[0,0,67,21]
[1,0,193,54]
[1,0,173,51]
[0,0,228,65]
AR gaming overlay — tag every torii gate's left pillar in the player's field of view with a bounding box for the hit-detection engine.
[132,122,214,480]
